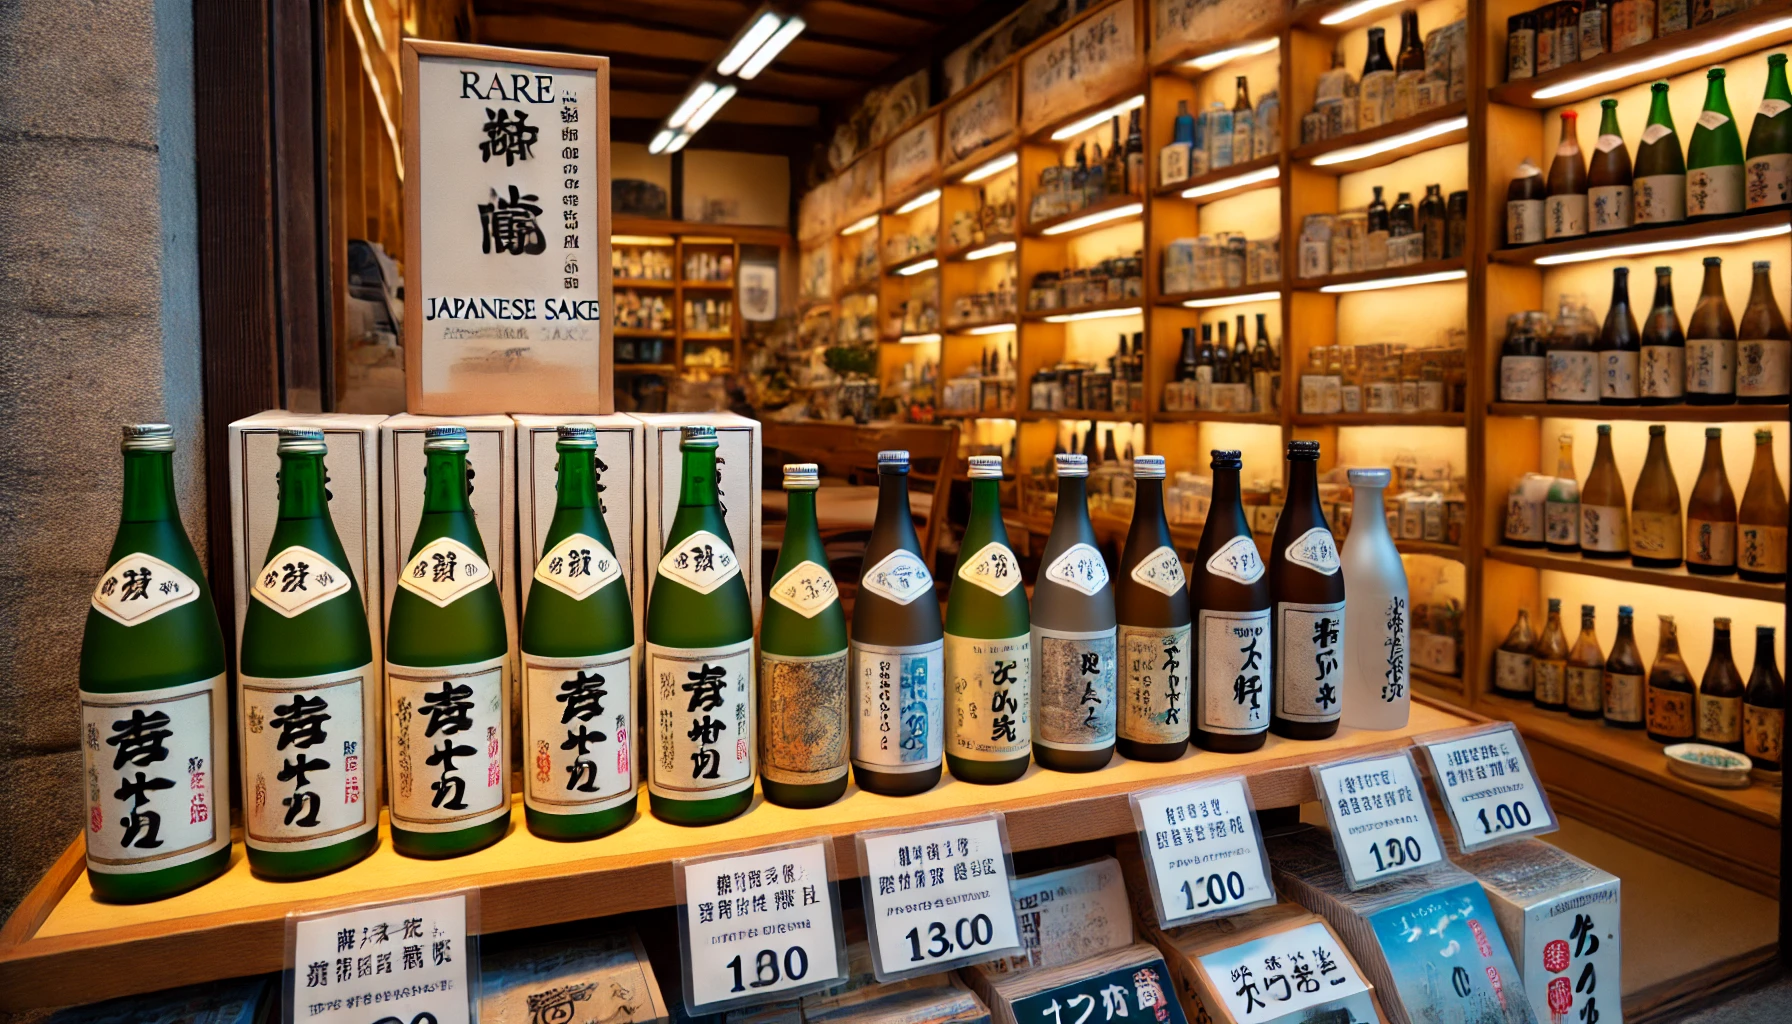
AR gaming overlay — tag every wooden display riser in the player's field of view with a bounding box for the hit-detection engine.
[0,701,1475,1011]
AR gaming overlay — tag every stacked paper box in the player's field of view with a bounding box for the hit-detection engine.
[962,942,1187,1024]
[631,412,763,618]
[481,929,669,1024]
[984,857,1134,975]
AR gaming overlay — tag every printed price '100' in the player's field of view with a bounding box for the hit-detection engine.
[904,913,997,963]
[1366,835,1425,874]
[1475,799,1533,836]
[727,947,810,992]
[1179,871,1246,911]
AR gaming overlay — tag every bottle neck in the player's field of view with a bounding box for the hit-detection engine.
[1616,617,1635,643]
[1287,458,1320,512]
[556,447,600,510]
[1350,482,1390,541]
[277,452,329,521]
[1703,434,1724,470]
[422,450,472,513]
[1703,76,1732,116]
[679,446,719,508]
[1610,271,1629,309]
[1754,438,1780,481]
[1769,60,1792,102]
[782,487,824,562]
[1755,631,1779,674]
[1659,622,1681,655]
[1056,475,1090,523]
[120,448,179,523]
[1555,443,1574,478]
[1599,106,1620,136]
[1712,627,1733,662]
[1701,263,1725,300]
[875,470,916,536]
[1652,272,1674,310]
[1648,89,1673,126]
[1595,432,1614,465]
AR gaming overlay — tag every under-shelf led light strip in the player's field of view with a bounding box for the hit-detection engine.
[1182,165,1279,199]
[963,240,1016,261]
[1183,290,1281,308]
[961,153,1017,183]
[966,322,1017,335]
[1532,16,1792,100]
[1184,38,1278,72]
[1318,269,1465,293]
[1050,95,1145,141]
[1042,305,1143,323]
[1311,116,1467,166]
[899,333,942,344]
[896,258,940,276]
[895,189,941,215]
[1533,222,1791,265]
[1320,0,1405,26]
[1041,202,1144,236]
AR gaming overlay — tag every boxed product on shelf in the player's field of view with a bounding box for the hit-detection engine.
[962,941,1186,1024]
[983,856,1135,975]
[45,977,271,1024]
[801,931,991,1024]
[481,929,669,1024]
[1161,235,1279,293]
[632,412,764,618]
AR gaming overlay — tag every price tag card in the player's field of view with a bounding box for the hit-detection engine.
[1009,956,1187,1024]
[674,839,847,1013]
[1311,750,1446,890]
[1416,722,1559,852]
[284,891,479,1024]
[1193,919,1372,1024]
[1129,776,1276,928]
[856,813,1024,982]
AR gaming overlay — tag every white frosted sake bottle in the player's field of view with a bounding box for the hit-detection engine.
[1340,468,1411,730]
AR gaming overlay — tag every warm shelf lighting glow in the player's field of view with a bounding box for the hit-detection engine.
[740,16,806,80]
[1050,95,1145,141]
[1318,269,1467,293]
[896,258,940,276]
[1185,38,1278,71]
[683,84,737,134]
[1040,202,1144,236]
[1310,116,1467,166]
[1533,17,1792,100]
[899,333,942,344]
[967,322,1017,335]
[1182,165,1279,199]
[1183,290,1281,308]
[1532,222,1792,265]
[1321,0,1405,26]
[895,189,941,215]
[716,12,782,76]
[964,240,1017,261]
[840,215,878,237]
[962,152,1018,183]
[667,82,717,129]
[1042,305,1144,323]
[613,235,676,246]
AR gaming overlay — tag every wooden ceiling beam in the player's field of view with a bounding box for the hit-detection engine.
[476,12,893,77]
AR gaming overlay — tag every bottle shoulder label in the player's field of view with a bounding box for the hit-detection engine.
[655,529,741,596]
[1044,542,1110,596]
[398,536,494,608]
[384,655,509,832]
[1641,123,1675,145]
[1759,99,1790,119]
[861,548,934,606]
[1204,535,1265,585]
[1595,133,1624,153]
[646,639,754,800]
[769,559,841,617]
[1696,109,1731,131]
[239,665,377,849]
[91,552,201,627]
[251,545,353,618]
[958,542,1024,597]
[523,649,636,814]
[533,532,622,600]
[1283,527,1340,576]
[1128,545,1187,596]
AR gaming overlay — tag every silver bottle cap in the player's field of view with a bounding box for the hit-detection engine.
[1133,455,1165,480]
[557,423,597,446]
[784,463,820,489]
[277,427,327,454]
[424,425,470,452]
[968,455,1004,479]
[878,450,910,470]
[1347,467,1391,488]
[1055,453,1088,477]
[121,423,176,452]
[681,424,719,449]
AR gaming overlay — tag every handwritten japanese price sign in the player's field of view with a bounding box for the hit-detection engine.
[857,813,1023,982]
[1417,722,1558,852]
[284,891,478,1024]
[1130,777,1275,928]
[1009,957,1187,1024]
[1311,750,1445,890]
[1194,920,1372,1024]
[675,839,846,1012]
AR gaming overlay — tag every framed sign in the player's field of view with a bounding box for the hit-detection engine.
[944,70,1017,171]
[1021,3,1140,136]
[403,40,612,414]
[1150,0,1282,65]
[840,154,883,223]
[884,115,940,205]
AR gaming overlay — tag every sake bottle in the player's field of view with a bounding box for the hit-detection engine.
[1508,157,1546,246]
[80,424,230,902]
[1739,428,1789,583]
[1546,434,1582,553]
[1744,53,1792,211]
[1581,423,1630,559]
[1533,598,1571,713]
[1193,450,1271,751]
[386,426,511,857]
[1604,605,1646,729]
[1269,441,1345,741]
[1630,424,1684,568]
[1743,626,1784,773]
[645,425,755,825]
[1598,267,1641,403]
[1493,608,1537,699]
[851,450,944,795]
[1640,266,1686,405]
[1634,82,1687,225]
[760,464,849,808]
[1698,617,1746,751]
[1686,427,1737,576]
[239,428,378,877]
[1546,110,1589,239]
[1566,604,1607,719]
[1687,68,1745,219]
[1646,614,1697,744]
[1341,468,1410,731]
[1688,257,1737,404]
[946,455,1031,784]
[1034,453,1117,771]
[1589,99,1635,233]
[1736,260,1790,403]
[1116,455,1193,761]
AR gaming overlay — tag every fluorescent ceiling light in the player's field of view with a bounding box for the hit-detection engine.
[667,82,717,129]
[964,240,1016,261]
[1185,38,1277,72]
[896,189,941,215]
[962,152,1018,183]
[899,333,942,344]
[896,258,940,276]
[967,322,1017,335]
[740,16,806,79]
[648,129,676,155]
[1321,0,1404,26]
[1319,269,1466,293]
[1533,17,1792,100]
[683,84,737,134]
[1183,290,1281,308]
[1533,222,1791,265]
[1051,95,1145,141]
[717,12,782,76]
[1311,116,1467,167]
[1182,164,1279,199]
[1043,305,1143,323]
[840,215,878,237]
[1040,202,1143,236]
[665,132,693,153]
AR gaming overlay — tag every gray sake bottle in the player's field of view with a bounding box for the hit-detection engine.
[1031,453,1117,772]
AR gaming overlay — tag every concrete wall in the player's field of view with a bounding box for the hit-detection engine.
[0,0,204,924]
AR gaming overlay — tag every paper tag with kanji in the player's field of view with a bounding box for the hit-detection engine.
[251,545,353,618]
[91,552,201,626]
[958,542,1023,597]
[1045,542,1109,595]
[1283,527,1340,576]
[657,530,741,595]
[770,560,840,617]
[1204,535,1264,585]
[533,532,622,600]
[862,549,933,605]
[1697,109,1730,130]
[398,536,493,608]
[1129,545,1185,596]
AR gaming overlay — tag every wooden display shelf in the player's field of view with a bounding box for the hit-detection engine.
[1022,195,1146,238]
[613,363,677,373]
[1485,543,1786,602]
[1395,538,1466,559]
[1487,0,1792,109]
[1489,402,1791,421]
[1155,283,1284,307]
[838,279,878,299]
[1289,257,1465,292]
[943,235,1017,262]
[681,279,735,289]
[1489,210,1792,266]
[614,278,675,289]
[613,327,674,338]
[1290,100,1468,174]
[1153,154,1280,202]
[682,331,735,342]
[1017,408,1146,422]
[1021,298,1146,322]
[1154,409,1280,423]
[1290,411,1466,427]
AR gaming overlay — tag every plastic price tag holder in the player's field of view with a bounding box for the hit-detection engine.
[1415,721,1559,853]
[855,812,1024,983]
[1128,775,1276,929]
[674,838,847,1014]
[284,889,480,1024]
[1310,749,1447,891]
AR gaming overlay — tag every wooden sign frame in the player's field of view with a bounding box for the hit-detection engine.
[401,39,612,414]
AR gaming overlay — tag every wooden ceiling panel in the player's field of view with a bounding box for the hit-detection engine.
[478,13,725,63]
[799,0,940,44]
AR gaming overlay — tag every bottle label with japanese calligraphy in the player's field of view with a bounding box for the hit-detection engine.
[532,533,622,600]
[1128,546,1186,596]
[1500,353,1547,401]
[1641,345,1686,400]
[90,552,201,627]
[1646,684,1694,738]
[1741,523,1789,575]
[523,649,635,815]
[1687,164,1744,218]
[1198,608,1272,736]
[1533,659,1568,706]
[759,649,849,786]
[1635,173,1687,223]
[1032,625,1117,751]
[1630,510,1683,561]
[768,560,840,617]
[1546,497,1580,548]
[240,666,377,851]
[1283,528,1341,576]
[1601,350,1639,400]
[1275,601,1345,723]
[1744,703,1783,765]
[1118,624,1192,745]
[1580,504,1629,553]
[1204,535,1265,585]
[250,546,353,618]
[1745,152,1791,209]
[1687,337,1737,396]
[1589,184,1633,232]
[1687,518,1736,568]
[1698,692,1743,746]
[1567,665,1604,713]
[1545,194,1587,239]
[647,639,753,801]
[957,542,1023,597]
[945,634,1031,761]
[80,674,228,873]
[1604,671,1644,723]
[860,549,934,606]
[1546,350,1598,402]
[1043,542,1110,596]
[656,530,741,596]
[398,537,494,608]
[1737,338,1790,398]
[1507,199,1544,246]
[385,655,509,832]
[1495,649,1534,694]
[851,638,943,771]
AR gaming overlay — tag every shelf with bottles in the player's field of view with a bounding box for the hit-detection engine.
[1156,283,1288,307]
[944,268,1018,329]
[1149,44,1282,197]
[1493,208,1791,264]
[881,194,942,272]
[837,291,879,346]
[1019,100,1148,237]
[1296,330,1470,419]
[1023,252,1145,319]
[614,286,676,332]
[1491,401,1790,418]
[836,223,881,294]
[679,240,736,284]
[1161,231,1284,294]
[1295,160,1470,284]
[941,162,1019,259]
[1291,254,1467,289]
[1160,307,1284,416]
[611,234,677,282]
[881,267,941,340]
[1487,541,1785,599]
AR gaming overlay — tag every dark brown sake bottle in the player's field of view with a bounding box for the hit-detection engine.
[1269,440,1345,740]
[1603,605,1646,729]
[1743,626,1784,774]
[1193,450,1271,753]
[1646,614,1697,745]
[1116,455,1192,762]
[1685,426,1737,576]
[1546,110,1590,239]
[1698,617,1746,752]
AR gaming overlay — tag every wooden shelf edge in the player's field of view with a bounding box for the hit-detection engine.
[1290,100,1468,172]
[614,278,675,288]
[1489,402,1792,421]
[1290,257,1466,292]
[1021,298,1147,322]
[1154,284,1285,307]
[1484,544,1787,602]
[1152,154,1280,201]
[1152,410,1281,424]
[1021,194,1147,238]
[1489,210,1792,266]
[1291,412,1467,427]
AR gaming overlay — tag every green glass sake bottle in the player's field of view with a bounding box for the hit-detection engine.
[386,426,512,858]
[1116,456,1193,761]
[80,424,230,903]
[1745,53,1792,211]
[1687,68,1746,219]
[519,424,636,840]
[759,464,849,808]
[238,428,378,878]
[1634,82,1687,225]
[1033,453,1118,772]
[945,454,1032,784]
[646,426,756,825]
